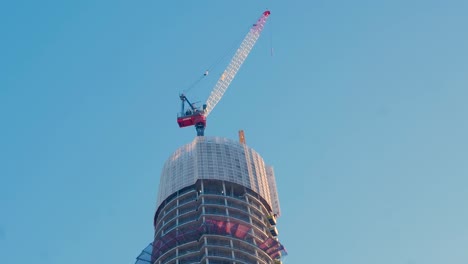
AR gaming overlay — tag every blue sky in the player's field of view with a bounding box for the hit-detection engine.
[1,0,468,263]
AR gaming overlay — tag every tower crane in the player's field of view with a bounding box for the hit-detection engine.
[177,10,271,136]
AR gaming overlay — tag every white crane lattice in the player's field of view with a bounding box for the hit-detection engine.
[204,11,271,116]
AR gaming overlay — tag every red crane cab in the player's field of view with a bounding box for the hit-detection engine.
[177,111,206,128]
[177,94,207,136]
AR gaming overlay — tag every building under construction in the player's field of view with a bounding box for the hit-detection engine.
[136,136,286,264]
[135,10,285,264]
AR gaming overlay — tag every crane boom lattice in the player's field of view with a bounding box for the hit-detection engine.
[204,11,271,116]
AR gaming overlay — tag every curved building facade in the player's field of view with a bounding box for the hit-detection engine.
[136,137,286,264]
[157,137,280,216]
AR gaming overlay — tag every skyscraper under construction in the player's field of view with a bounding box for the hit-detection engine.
[136,136,286,264]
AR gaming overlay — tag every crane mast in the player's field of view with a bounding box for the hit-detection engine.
[177,10,271,136]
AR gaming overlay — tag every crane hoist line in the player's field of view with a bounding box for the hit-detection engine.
[177,10,271,136]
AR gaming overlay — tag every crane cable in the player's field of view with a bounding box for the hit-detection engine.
[182,23,252,95]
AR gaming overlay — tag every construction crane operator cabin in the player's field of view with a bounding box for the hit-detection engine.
[136,10,287,264]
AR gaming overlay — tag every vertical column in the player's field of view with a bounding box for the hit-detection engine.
[230,239,235,261]
[223,181,229,216]
[176,198,179,228]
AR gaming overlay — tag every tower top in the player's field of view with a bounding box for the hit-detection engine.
[157,136,280,216]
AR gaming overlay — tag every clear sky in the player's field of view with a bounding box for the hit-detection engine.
[1,1,467,263]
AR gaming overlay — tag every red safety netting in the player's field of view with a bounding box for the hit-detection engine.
[151,217,287,262]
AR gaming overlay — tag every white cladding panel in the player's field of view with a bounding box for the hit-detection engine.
[157,137,280,215]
